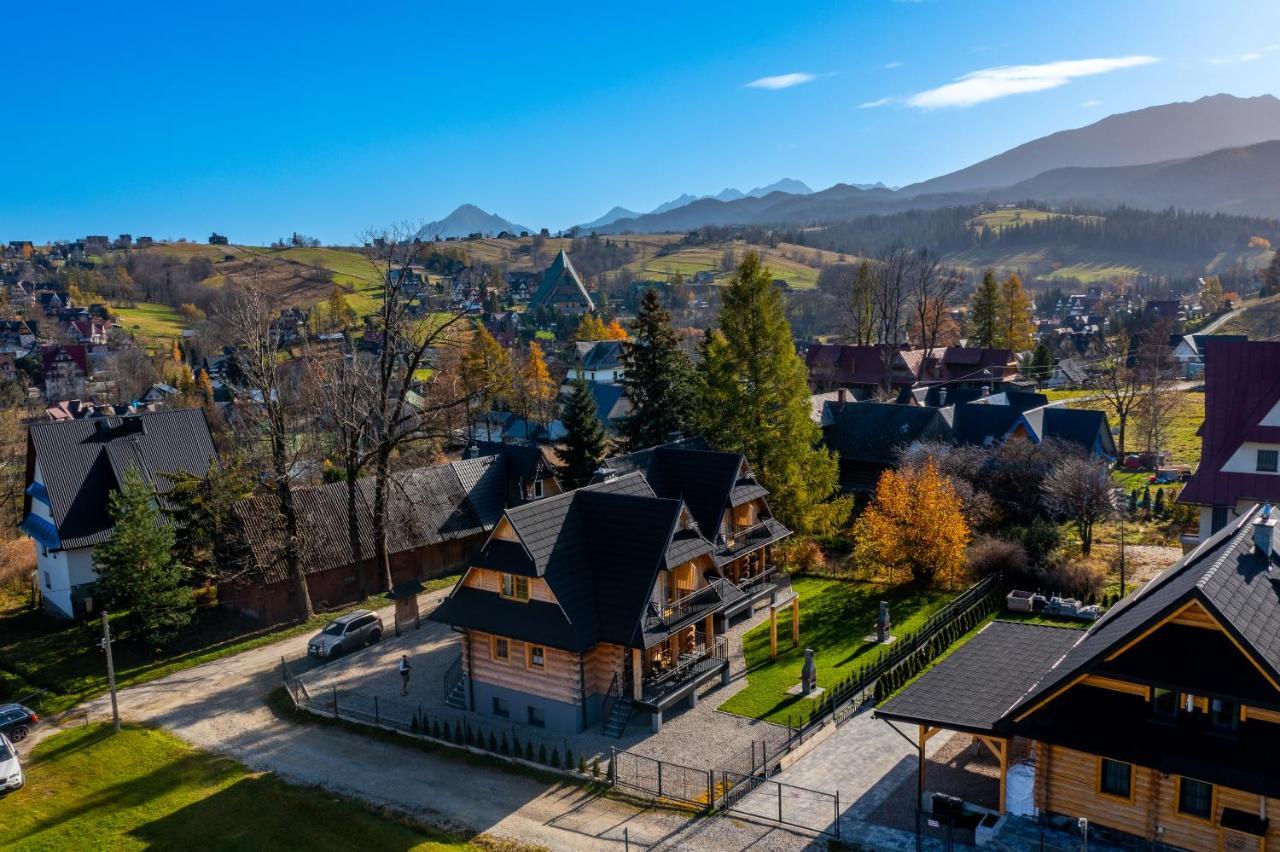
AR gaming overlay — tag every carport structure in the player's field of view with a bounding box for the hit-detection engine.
[874,621,1082,815]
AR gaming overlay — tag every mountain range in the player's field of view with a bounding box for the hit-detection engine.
[583,94,1280,233]
[433,94,1280,238]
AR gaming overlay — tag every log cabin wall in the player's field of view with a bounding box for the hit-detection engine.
[1037,743,1280,850]
[465,628,587,731]
[583,642,626,696]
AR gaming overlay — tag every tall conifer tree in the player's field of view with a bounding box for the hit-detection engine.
[696,253,848,535]
[559,373,608,487]
[968,269,1003,347]
[619,288,695,449]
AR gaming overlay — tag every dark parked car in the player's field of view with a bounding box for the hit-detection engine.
[0,704,38,744]
[307,610,383,659]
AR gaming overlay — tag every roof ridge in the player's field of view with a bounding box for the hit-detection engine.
[1195,506,1257,590]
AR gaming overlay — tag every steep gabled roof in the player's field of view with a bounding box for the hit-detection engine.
[26,409,218,550]
[530,250,594,311]
[1019,406,1116,457]
[433,472,694,651]
[602,437,748,537]
[1007,506,1280,719]
[1181,340,1280,507]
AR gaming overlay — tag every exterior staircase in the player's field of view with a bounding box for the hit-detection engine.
[443,654,466,709]
[444,677,467,709]
[602,696,633,738]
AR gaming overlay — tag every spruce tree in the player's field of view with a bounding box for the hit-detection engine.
[1031,343,1053,386]
[968,269,1003,348]
[696,252,848,535]
[999,272,1035,351]
[559,373,608,488]
[93,468,195,648]
[618,288,695,449]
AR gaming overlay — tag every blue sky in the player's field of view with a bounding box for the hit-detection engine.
[4,0,1278,244]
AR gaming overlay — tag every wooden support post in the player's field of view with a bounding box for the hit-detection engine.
[976,736,1010,814]
[704,614,715,646]
[917,725,941,804]
[631,647,643,698]
[769,606,779,661]
[791,597,800,645]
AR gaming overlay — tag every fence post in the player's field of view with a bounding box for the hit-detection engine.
[281,655,287,685]
[777,780,783,823]
[332,686,338,719]
[707,769,715,812]
[374,695,379,726]
[609,746,617,787]
[419,704,424,736]
[835,789,841,839]
[657,758,664,799]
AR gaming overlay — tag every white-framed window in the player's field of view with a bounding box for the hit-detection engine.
[527,644,545,670]
[532,479,544,498]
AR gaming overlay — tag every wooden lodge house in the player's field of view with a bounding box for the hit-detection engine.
[878,503,1280,850]
[430,438,793,735]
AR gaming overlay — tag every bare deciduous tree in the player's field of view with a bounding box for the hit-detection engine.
[907,251,965,354]
[360,225,473,593]
[1088,330,1143,463]
[1043,455,1114,556]
[220,287,314,620]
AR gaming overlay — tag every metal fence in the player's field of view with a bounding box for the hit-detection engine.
[718,768,841,838]
[610,748,717,809]
[281,659,583,772]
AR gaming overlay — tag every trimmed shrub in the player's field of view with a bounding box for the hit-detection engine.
[410,714,420,735]
[592,756,601,777]
[551,748,561,768]
[538,744,548,764]
[578,756,587,774]
[500,734,510,755]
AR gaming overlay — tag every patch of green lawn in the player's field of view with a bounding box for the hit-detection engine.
[114,302,186,347]
[0,581,456,716]
[717,577,952,725]
[0,724,476,851]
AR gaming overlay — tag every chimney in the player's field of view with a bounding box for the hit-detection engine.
[837,387,848,404]
[939,388,948,406]
[595,463,616,483]
[464,443,480,459]
[1252,504,1277,566]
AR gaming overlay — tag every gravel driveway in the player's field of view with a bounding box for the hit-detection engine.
[38,589,820,851]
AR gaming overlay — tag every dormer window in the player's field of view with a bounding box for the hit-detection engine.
[500,573,529,602]
[1257,449,1278,473]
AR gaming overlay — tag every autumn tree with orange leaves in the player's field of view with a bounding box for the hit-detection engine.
[852,459,970,587]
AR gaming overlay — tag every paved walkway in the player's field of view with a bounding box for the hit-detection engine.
[28,589,819,850]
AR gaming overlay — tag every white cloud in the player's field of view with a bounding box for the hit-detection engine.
[883,61,903,69]
[1208,44,1279,64]
[859,97,893,109]
[906,55,1159,109]
[745,72,817,90]
[1080,99,1102,107]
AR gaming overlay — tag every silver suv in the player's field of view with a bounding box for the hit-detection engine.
[307,610,383,658]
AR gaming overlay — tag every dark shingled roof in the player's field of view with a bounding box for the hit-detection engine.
[1019,406,1116,456]
[573,339,625,371]
[234,456,505,584]
[26,408,219,550]
[877,621,1082,734]
[602,438,746,538]
[1008,505,1280,719]
[822,402,952,464]
[529,250,594,312]
[432,472,698,651]
[949,402,1023,447]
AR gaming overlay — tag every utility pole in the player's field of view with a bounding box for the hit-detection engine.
[100,610,120,732]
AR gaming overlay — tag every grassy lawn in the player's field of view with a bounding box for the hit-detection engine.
[1041,388,1094,402]
[0,579,456,716]
[113,302,186,347]
[717,577,952,725]
[1099,389,1204,491]
[0,724,476,851]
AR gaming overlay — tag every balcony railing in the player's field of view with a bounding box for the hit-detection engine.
[737,565,778,595]
[640,635,727,706]
[643,579,730,632]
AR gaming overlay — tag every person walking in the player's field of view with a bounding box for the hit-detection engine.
[398,654,412,696]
